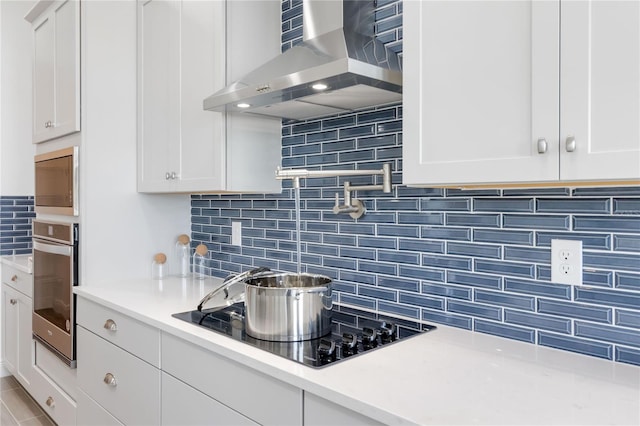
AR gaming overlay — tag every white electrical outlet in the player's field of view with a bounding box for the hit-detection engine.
[551,239,583,285]
[232,221,242,246]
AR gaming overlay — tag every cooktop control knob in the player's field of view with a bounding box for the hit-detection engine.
[341,332,358,356]
[317,338,336,362]
[362,327,378,349]
[380,322,397,343]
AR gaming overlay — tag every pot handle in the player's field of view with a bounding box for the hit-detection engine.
[197,267,270,311]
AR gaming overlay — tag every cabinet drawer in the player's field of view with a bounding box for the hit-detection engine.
[162,332,302,426]
[162,372,257,426]
[77,326,160,425]
[76,297,160,366]
[31,366,76,426]
[304,393,383,426]
[1,267,32,297]
[76,388,124,426]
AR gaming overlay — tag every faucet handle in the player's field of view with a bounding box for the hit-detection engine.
[332,193,342,214]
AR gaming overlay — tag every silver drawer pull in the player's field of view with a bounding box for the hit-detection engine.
[565,136,576,152]
[103,319,118,331]
[103,373,117,387]
[46,396,55,407]
[9,299,17,305]
[537,138,548,154]
[10,275,17,282]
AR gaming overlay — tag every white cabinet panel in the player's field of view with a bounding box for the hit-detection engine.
[137,0,281,194]
[76,389,124,426]
[30,364,77,426]
[403,0,559,186]
[28,0,80,143]
[76,296,160,367]
[77,326,160,425]
[161,372,257,426]
[1,266,33,390]
[161,332,302,426]
[403,0,640,187]
[304,393,383,426]
[560,0,640,182]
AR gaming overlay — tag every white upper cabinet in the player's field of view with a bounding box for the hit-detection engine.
[560,0,640,182]
[403,0,640,187]
[137,0,281,193]
[26,0,80,144]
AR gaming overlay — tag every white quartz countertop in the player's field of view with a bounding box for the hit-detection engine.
[74,277,640,425]
[1,254,32,274]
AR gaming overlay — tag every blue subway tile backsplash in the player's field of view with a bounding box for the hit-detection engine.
[188,0,640,367]
[0,196,34,256]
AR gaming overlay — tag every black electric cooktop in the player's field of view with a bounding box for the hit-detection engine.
[173,304,436,368]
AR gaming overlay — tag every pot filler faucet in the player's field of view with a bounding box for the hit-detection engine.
[275,163,393,219]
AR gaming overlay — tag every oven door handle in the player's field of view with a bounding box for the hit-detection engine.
[33,240,72,256]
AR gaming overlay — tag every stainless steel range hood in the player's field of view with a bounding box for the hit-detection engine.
[203,0,402,121]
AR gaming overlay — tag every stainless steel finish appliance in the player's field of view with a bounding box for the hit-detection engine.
[244,273,332,341]
[32,220,79,367]
[34,146,79,216]
[203,0,402,121]
[173,303,436,368]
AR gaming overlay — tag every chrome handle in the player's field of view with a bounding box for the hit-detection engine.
[565,136,576,152]
[171,171,177,179]
[46,396,55,407]
[9,299,17,305]
[103,319,117,331]
[103,373,117,387]
[165,172,171,180]
[537,138,548,154]
[44,121,50,128]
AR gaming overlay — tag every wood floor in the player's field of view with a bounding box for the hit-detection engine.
[0,375,54,426]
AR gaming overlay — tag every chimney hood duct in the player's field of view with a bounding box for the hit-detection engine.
[203,0,402,121]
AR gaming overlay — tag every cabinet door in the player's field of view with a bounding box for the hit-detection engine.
[403,1,559,186]
[16,293,33,388]
[32,13,55,143]
[31,0,80,144]
[1,284,32,388]
[161,372,257,426]
[560,1,640,182]
[304,393,383,426]
[174,0,226,192]
[2,284,19,375]
[52,0,81,140]
[137,0,181,192]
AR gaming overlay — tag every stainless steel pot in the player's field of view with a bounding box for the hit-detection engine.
[243,273,332,342]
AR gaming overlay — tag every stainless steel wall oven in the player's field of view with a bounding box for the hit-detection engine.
[32,220,79,367]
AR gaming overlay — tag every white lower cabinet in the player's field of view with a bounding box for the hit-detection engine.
[76,326,160,425]
[30,363,77,426]
[161,332,303,426]
[76,389,123,426]
[1,265,33,390]
[304,393,383,426]
[161,372,256,426]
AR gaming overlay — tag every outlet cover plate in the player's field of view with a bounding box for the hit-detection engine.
[551,239,583,285]
[232,221,242,246]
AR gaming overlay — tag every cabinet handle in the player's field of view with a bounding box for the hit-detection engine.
[46,396,55,407]
[103,373,117,387]
[103,319,118,331]
[9,299,17,305]
[565,136,576,152]
[10,275,17,282]
[165,172,171,180]
[171,172,177,180]
[537,138,548,154]
[44,121,49,128]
